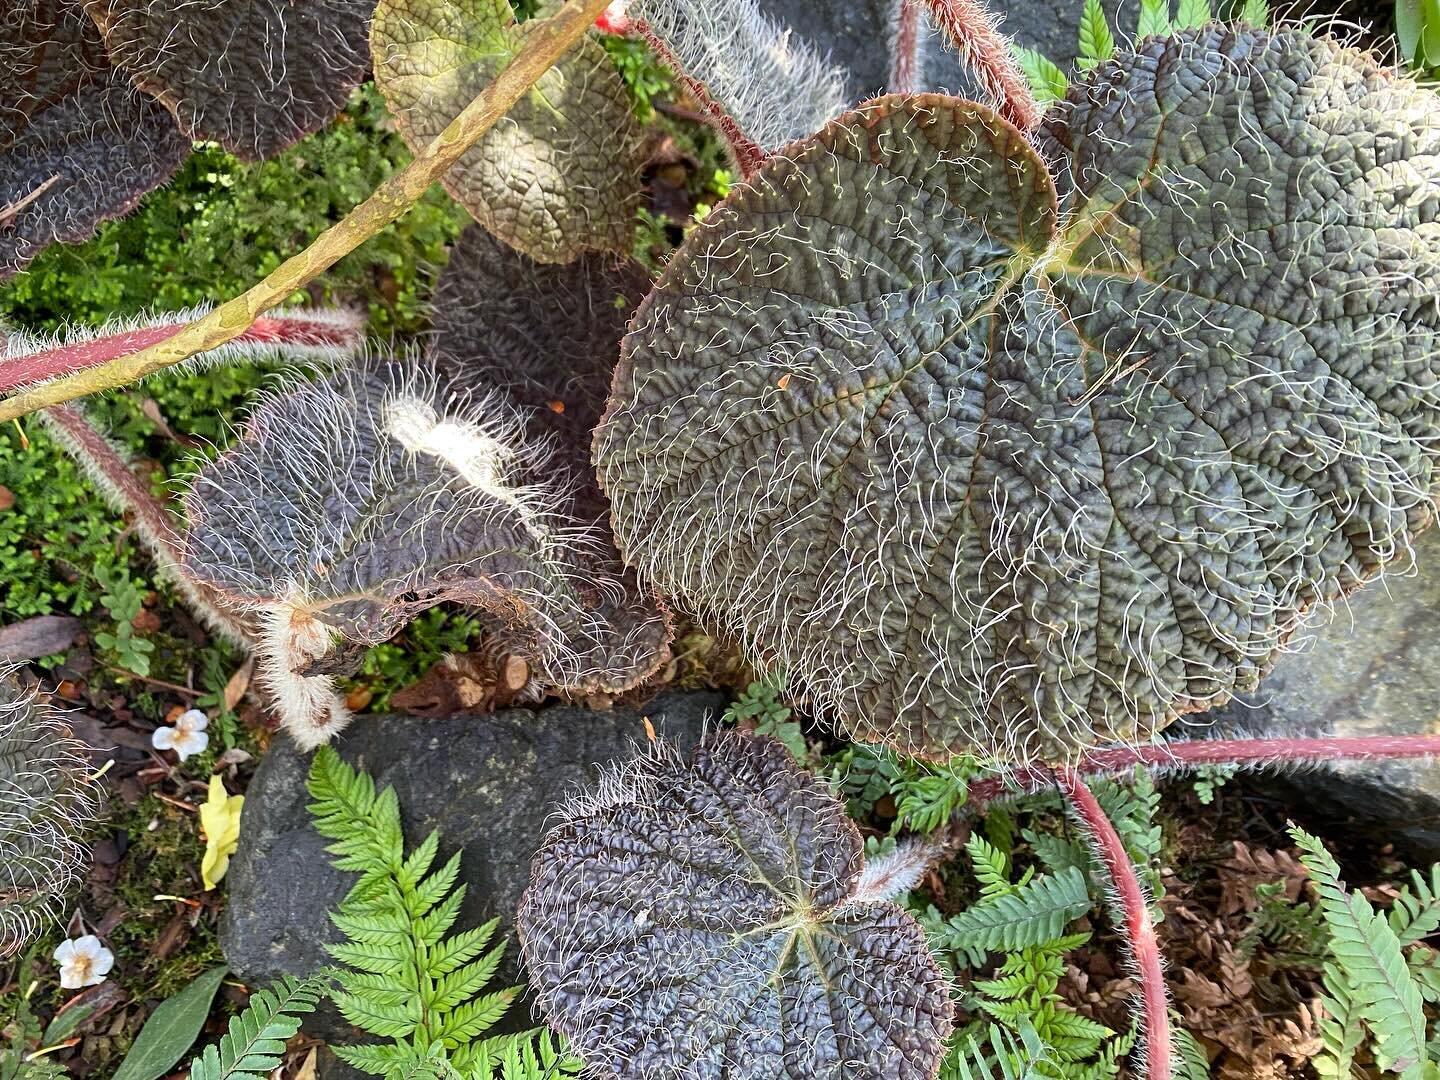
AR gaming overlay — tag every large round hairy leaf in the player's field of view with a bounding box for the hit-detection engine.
[0,0,188,279]
[594,29,1440,763]
[518,731,954,1079]
[371,0,642,263]
[182,360,663,697]
[83,0,371,160]
[1,671,103,957]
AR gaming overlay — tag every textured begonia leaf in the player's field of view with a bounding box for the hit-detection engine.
[518,731,953,1079]
[430,226,671,685]
[0,0,187,279]
[83,0,371,161]
[182,360,662,694]
[594,29,1440,763]
[371,0,642,263]
[1,672,103,957]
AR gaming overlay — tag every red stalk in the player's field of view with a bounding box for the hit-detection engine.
[633,18,768,178]
[891,0,926,94]
[0,313,360,394]
[1057,767,1171,1080]
[921,0,1042,130]
[967,733,1440,807]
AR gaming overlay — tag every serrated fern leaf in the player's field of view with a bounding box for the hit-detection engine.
[940,1022,1052,1080]
[307,748,530,1072]
[1293,827,1427,1074]
[1313,961,1366,1080]
[1174,0,1211,28]
[469,1030,584,1079]
[1137,0,1173,37]
[1390,865,1440,946]
[965,832,1014,899]
[1076,0,1115,70]
[186,975,326,1080]
[1011,46,1068,103]
[1170,1023,1209,1080]
[945,867,1091,953]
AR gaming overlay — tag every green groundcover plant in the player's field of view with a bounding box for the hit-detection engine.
[2,0,1440,1076]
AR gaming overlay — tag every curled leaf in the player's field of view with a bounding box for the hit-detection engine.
[371,0,642,263]
[181,359,665,747]
[594,29,1440,763]
[518,731,954,1079]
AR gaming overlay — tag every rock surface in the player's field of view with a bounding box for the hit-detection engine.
[756,0,1131,103]
[221,691,723,1048]
[1199,527,1440,863]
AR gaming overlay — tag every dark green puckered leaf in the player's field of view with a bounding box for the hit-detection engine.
[518,731,954,1080]
[594,29,1440,763]
[371,0,642,264]
[83,0,371,161]
[0,0,187,280]
[429,225,671,688]
[181,359,667,738]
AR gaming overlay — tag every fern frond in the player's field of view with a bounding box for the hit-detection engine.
[1170,1023,1210,1080]
[1293,827,1427,1074]
[1011,46,1068,103]
[1313,961,1366,1080]
[940,1022,1052,1080]
[468,1030,584,1079]
[436,987,521,1044]
[1238,0,1269,25]
[1389,865,1440,946]
[186,975,327,1080]
[944,867,1091,953]
[965,833,1014,898]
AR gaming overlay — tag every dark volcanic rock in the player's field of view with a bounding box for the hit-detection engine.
[221,691,723,1044]
[756,0,1131,103]
[1198,527,1440,863]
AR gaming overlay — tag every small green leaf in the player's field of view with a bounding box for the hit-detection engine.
[1398,0,1423,61]
[1137,0,1173,37]
[1076,0,1115,70]
[1174,0,1211,28]
[1239,0,1269,25]
[1012,45,1069,102]
[112,965,228,1080]
[1422,0,1440,66]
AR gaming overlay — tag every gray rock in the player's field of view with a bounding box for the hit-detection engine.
[1198,527,1440,863]
[221,691,724,1043]
[756,0,1132,104]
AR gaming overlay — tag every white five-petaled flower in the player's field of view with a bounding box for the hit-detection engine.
[152,708,209,761]
[54,935,114,989]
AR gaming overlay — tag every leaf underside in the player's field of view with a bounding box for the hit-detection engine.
[430,225,671,686]
[371,0,642,263]
[0,0,188,280]
[82,0,371,160]
[517,731,954,1080]
[181,359,662,694]
[594,28,1440,763]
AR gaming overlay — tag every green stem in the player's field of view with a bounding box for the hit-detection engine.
[0,0,615,423]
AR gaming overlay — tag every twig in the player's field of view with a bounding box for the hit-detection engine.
[1057,767,1171,1080]
[0,0,616,422]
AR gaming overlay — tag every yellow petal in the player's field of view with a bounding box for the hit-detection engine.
[199,775,245,891]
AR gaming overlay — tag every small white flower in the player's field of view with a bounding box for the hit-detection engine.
[53,935,114,989]
[152,709,209,761]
